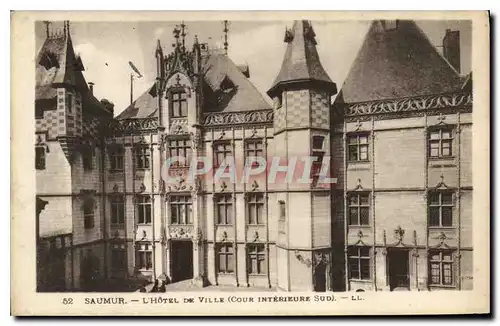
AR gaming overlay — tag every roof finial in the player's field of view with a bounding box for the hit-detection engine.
[180,21,187,51]
[223,20,229,55]
[173,25,180,47]
[43,21,51,38]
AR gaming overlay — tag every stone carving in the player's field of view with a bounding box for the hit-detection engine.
[342,92,472,117]
[107,117,159,135]
[203,109,274,127]
[169,226,193,239]
[294,250,312,267]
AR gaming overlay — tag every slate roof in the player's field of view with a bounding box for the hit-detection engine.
[116,51,271,120]
[267,20,336,98]
[35,30,109,115]
[335,20,464,105]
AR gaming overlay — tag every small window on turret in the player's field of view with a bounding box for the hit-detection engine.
[274,94,282,109]
[67,93,73,113]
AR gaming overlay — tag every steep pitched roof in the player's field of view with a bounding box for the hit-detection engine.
[267,20,336,98]
[117,51,270,120]
[335,20,464,104]
[35,29,109,115]
[116,85,158,119]
[202,53,271,112]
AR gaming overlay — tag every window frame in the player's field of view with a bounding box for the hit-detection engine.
[428,127,454,159]
[213,141,232,168]
[347,192,370,226]
[109,146,124,172]
[216,243,234,274]
[134,146,150,170]
[347,246,371,280]
[246,193,264,225]
[278,200,286,222]
[169,195,193,225]
[111,243,127,272]
[215,194,233,225]
[110,196,125,226]
[428,191,454,227]
[167,138,191,167]
[136,195,152,225]
[347,133,370,162]
[428,250,455,287]
[170,91,188,118]
[35,146,46,170]
[247,244,266,275]
[135,243,153,271]
[244,139,264,166]
[83,200,95,229]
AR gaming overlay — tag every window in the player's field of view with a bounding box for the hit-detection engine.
[82,146,93,170]
[135,243,152,270]
[348,133,369,162]
[137,196,152,224]
[279,201,286,221]
[312,135,325,176]
[83,201,95,229]
[111,244,126,272]
[168,139,191,166]
[429,129,453,158]
[35,146,46,170]
[247,244,266,275]
[216,243,234,274]
[134,146,150,170]
[170,91,188,118]
[216,195,233,225]
[109,147,124,171]
[348,246,370,280]
[429,250,454,286]
[67,93,73,113]
[170,195,193,225]
[247,193,264,225]
[214,141,232,167]
[348,193,370,226]
[245,140,263,166]
[429,192,453,227]
[110,196,125,225]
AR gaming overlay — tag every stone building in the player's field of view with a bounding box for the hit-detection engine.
[35,19,473,292]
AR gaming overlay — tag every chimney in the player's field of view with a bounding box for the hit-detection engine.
[443,29,461,73]
[88,82,94,94]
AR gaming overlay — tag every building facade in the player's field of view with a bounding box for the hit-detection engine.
[35,19,473,292]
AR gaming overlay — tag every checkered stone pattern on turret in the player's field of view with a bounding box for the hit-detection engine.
[310,90,329,129]
[83,117,102,138]
[274,106,286,132]
[286,90,310,128]
[36,110,59,139]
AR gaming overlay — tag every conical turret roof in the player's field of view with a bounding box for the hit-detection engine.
[336,20,464,104]
[267,20,336,98]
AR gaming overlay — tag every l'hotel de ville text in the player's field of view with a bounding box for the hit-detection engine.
[35,19,473,293]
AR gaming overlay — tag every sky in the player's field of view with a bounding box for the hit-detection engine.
[35,20,472,116]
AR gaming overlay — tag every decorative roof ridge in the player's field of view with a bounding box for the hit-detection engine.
[341,91,472,117]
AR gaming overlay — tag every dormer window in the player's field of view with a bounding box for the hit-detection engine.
[170,91,187,118]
